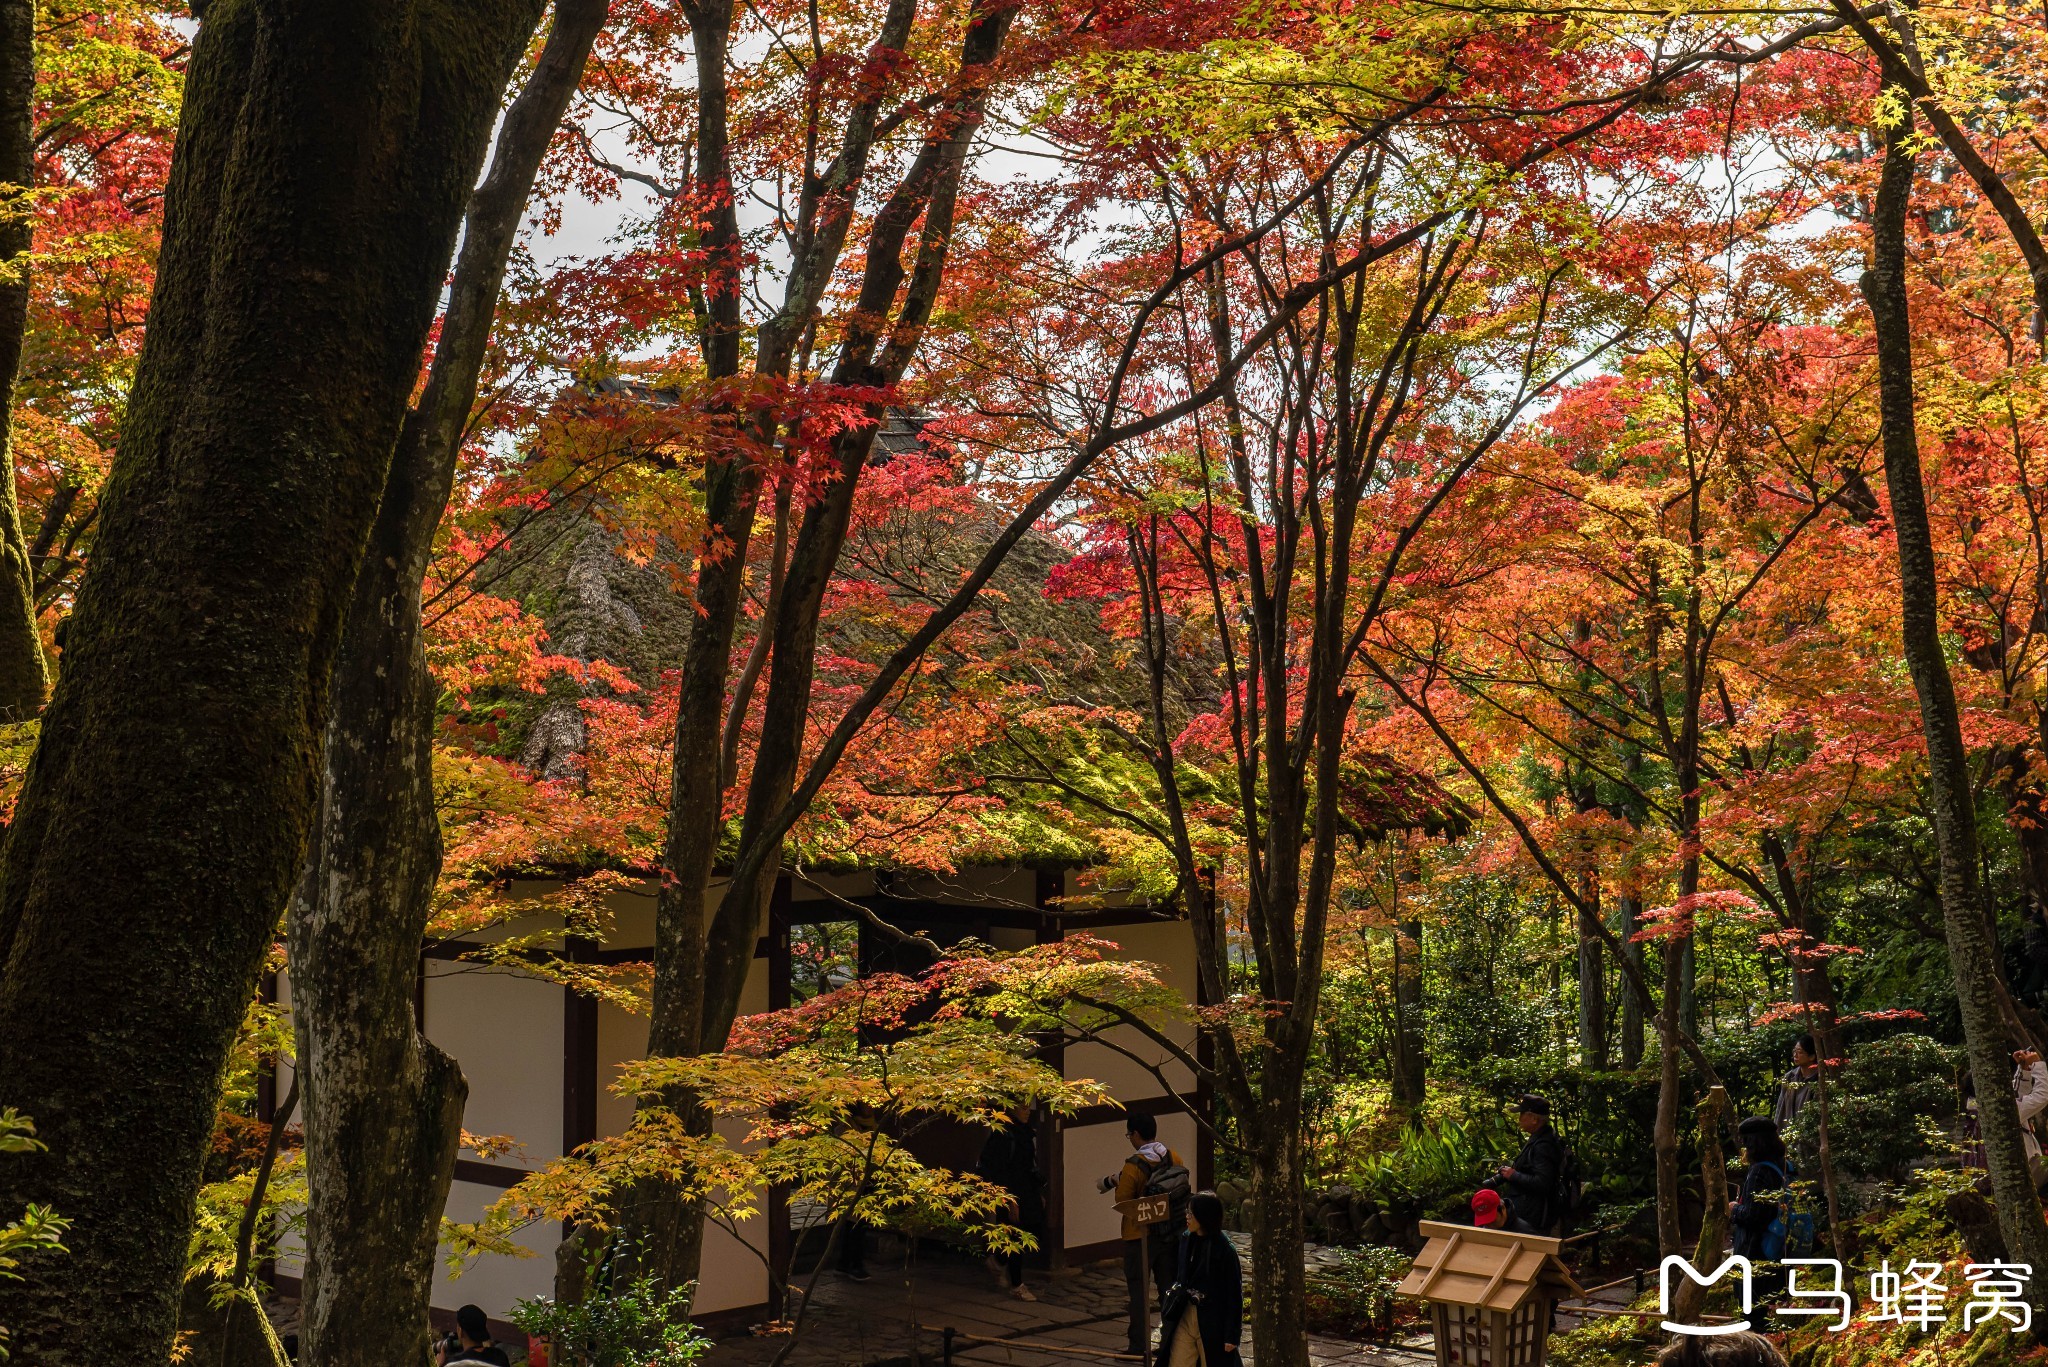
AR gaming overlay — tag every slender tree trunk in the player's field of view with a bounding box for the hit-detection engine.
[1670,1087,1729,1327]
[288,11,603,1364]
[0,0,45,719]
[0,4,545,1356]
[1677,781,1701,1039]
[1861,100,2048,1306]
[1391,916,1426,1109]
[1764,833,1844,1063]
[1655,946,1684,1255]
[1578,896,1608,1069]
[1619,894,1645,1068]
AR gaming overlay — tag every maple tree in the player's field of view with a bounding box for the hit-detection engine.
[959,7,1871,1349]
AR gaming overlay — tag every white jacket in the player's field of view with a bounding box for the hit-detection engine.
[2014,1059,2048,1159]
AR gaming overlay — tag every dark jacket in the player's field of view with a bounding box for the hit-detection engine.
[1161,1231,1243,1367]
[1502,1125,1565,1232]
[1729,1159,1786,1257]
[976,1119,1043,1222]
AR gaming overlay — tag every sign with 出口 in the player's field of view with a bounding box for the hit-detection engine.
[1116,1195,1173,1226]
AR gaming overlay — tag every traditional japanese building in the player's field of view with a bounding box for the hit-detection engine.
[268,861,1205,1325]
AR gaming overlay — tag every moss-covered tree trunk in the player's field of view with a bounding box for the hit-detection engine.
[1654,945,1684,1256]
[288,8,601,1365]
[1618,894,1645,1068]
[1670,1087,1728,1328]
[0,3,544,1356]
[1861,96,2048,1312]
[1243,1068,1310,1367]
[1391,914,1427,1108]
[0,0,47,720]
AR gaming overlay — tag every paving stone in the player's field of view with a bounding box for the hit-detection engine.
[701,1249,1425,1367]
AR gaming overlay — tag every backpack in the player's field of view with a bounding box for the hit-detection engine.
[1557,1144,1584,1220]
[1136,1153,1192,1240]
[1753,1161,1814,1261]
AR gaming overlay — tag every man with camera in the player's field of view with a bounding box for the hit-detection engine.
[1099,1109,1187,1359]
[438,1304,511,1366]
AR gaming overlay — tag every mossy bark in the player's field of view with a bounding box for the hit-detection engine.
[0,2,544,1356]
[288,7,599,1365]
[0,0,48,720]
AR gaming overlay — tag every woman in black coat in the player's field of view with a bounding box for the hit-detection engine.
[1161,1190,1242,1367]
[1728,1115,1788,1258]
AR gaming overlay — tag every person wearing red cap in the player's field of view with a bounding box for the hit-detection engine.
[1469,1186,1534,1234]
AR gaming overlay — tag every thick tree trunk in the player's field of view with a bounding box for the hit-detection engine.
[288,10,603,1364]
[1391,917,1427,1108]
[0,4,544,1356]
[0,0,43,720]
[1861,102,2048,1307]
[1619,894,1645,1068]
[1246,1095,1308,1367]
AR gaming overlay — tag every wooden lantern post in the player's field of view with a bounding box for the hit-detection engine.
[1397,1221,1584,1367]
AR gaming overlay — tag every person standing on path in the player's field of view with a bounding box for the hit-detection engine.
[2013,1045,2048,1192]
[977,1103,1044,1302]
[1100,1109,1184,1358]
[1772,1035,1822,1134]
[1727,1116,1787,1259]
[1160,1191,1241,1367]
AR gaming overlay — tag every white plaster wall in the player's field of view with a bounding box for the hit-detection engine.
[1063,1121,1133,1249]
[424,962,565,1167]
[1063,921,1199,1100]
[695,1108,772,1315]
[594,999,649,1142]
[433,1179,558,1320]
[603,881,658,947]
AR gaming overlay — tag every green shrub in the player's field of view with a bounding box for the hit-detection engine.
[509,1273,708,1367]
[1304,1245,1411,1338]
[1353,1115,1523,1219]
[1786,1033,1956,1181]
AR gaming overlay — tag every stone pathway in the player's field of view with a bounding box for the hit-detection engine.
[701,1249,1436,1367]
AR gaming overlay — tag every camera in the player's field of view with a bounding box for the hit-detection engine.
[441,1332,462,1360]
[1098,1174,1117,1194]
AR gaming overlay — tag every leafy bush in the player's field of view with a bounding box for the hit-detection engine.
[1785,1033,1956,1180]
[1304,1245,1411,1339]
[1548,1299,1661,1367]
[510,1273,708,1367]
[0,1110,67,1363]
[1353,1116,1523,1220]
